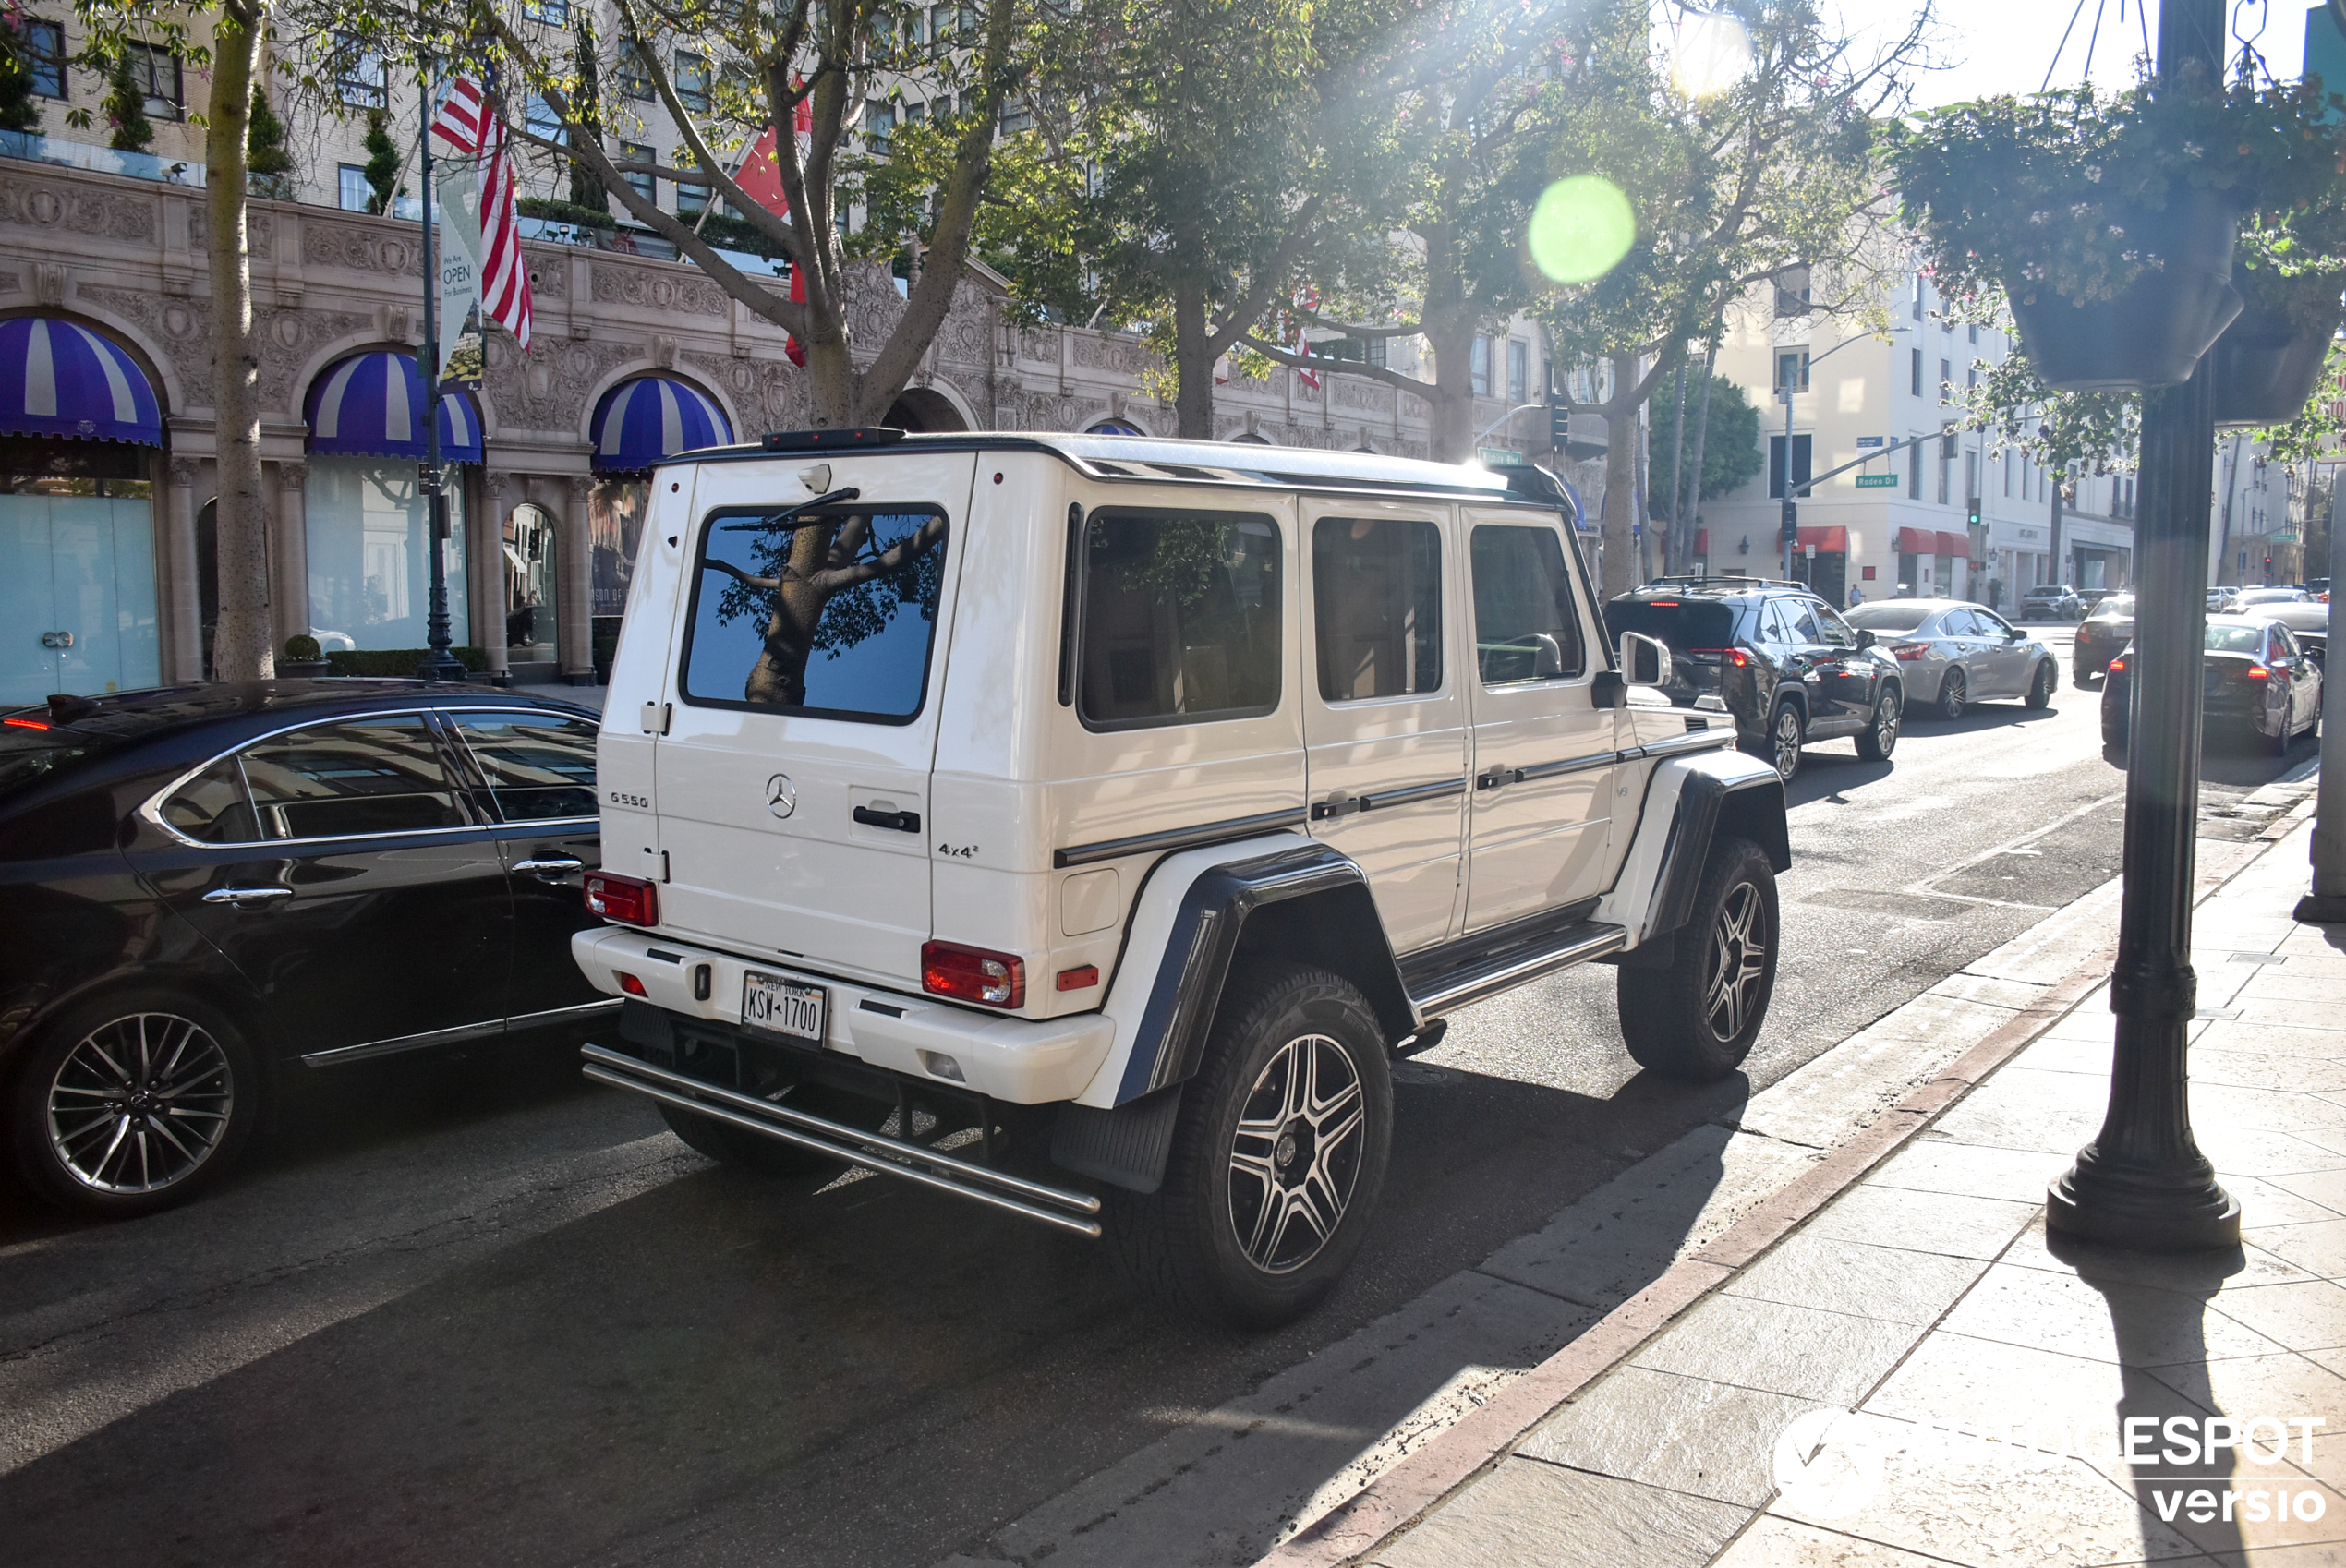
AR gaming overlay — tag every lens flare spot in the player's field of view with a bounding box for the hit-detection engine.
[1672,10,1754,100]
[1530,175,1636,284]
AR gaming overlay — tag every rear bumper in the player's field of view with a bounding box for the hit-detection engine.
[571,926,1113,1104]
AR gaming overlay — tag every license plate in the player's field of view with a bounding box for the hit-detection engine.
[742,972,827,1043]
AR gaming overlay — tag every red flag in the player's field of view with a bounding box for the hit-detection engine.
[429,77,490,155]
[731,100,816,368]
[478,116,533,351]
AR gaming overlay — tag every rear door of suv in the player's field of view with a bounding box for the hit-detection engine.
[650,451,975,993]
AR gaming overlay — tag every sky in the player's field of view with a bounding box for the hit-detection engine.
[1877,0,2312,109]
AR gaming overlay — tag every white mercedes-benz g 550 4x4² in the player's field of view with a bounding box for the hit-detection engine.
[574,429,1789,1327]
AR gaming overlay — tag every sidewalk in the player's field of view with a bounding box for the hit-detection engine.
[1308,812,2344,1568]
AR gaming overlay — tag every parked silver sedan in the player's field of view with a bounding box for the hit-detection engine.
[1844,598,2060,719]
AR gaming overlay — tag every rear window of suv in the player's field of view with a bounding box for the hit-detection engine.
[682,505,949,722]
[1603,597,1739,652]
[1076,508,1282,730]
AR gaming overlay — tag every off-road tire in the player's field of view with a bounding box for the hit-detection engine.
[1617,837,1779,1081]
[658,1083,890,1177]
[2026,661,2056,709]
[1109,966,1393,1329]
[1854,686,1901,761]
[1936,668,1968,721]
[7,989,263,1216]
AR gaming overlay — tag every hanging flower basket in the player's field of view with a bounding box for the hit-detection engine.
[2210,212,2346,428]
[2210,302,2340,427]
[1888,80,2345,392]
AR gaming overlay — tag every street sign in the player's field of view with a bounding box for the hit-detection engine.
[1855,473,1899,488]
[2272,532,2302,544]
[1856,436,1885,448]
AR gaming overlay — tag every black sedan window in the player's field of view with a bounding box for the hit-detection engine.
[238,718,465,840]
[453,712,598,822]
[161,757,261,843]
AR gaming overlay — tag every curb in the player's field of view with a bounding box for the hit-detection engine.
[1255,825,2291,1568]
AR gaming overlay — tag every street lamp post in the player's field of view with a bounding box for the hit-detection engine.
[414,72,465,685]
[2047,0,2240,1253]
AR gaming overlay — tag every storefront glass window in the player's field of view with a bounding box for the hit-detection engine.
[305,456,468,651]
[0,445,159,704]
[503,503,558,665]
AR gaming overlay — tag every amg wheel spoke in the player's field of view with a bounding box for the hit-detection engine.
[1229,1147,1276,1186]
[46,1012,232,1194]
[1309,1077,1360,1128]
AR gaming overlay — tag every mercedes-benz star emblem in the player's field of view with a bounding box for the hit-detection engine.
[765,773,797,819]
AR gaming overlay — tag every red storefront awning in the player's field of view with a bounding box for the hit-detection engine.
[1937,529,1972,559]
[1796,525,1848,554]
[1893,525,1935,554]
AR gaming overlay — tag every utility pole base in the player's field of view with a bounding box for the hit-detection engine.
[2292,893,2346,925]
[2047,1150,2241,1253]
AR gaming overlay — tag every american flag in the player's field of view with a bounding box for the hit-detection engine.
[432,77,531,350]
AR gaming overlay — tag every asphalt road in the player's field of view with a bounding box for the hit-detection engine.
[0,626,2320,1568]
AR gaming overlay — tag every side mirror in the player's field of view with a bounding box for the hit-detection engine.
[1855,628,1877,649]
[2008,627,2027,641]
[1618,631,1672,688]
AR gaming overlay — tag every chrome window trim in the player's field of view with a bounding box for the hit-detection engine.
[440,706,602,827]
[136,705,574,850]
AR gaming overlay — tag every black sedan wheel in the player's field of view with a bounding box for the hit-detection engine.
[8,992,260,1215]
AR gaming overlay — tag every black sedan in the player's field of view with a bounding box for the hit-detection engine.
[2071,594,2135,683]
[0,681,610,1215]
[2101,615,2324,756]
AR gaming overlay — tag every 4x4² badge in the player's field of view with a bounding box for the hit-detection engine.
[765,773,797,819]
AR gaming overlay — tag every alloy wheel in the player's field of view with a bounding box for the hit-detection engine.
[1940,669,1966,720]
[1874,693,1901,754]
[1772,707,1802,780]
[44,1013,236,1195]
[1701,883,1772,1043]
[1227,1033,1366,1274]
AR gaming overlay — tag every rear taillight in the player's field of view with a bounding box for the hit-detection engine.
[2108,656,2126,673]
[2075,625,2093,642]
[584,872,659,927]
[923,941,1025,1008]
[1688,647,1749,668]
[615,971,647,997]
[2245,665,2271,680]
[1890,641,1929,661]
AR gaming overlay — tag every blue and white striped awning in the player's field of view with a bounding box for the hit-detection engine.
[304,351,484,464]
[591,375,733,472]
[0,315,163,444]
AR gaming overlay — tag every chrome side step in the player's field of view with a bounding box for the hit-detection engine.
[1404,921,1628,1017]
[580,1043,1105,1239]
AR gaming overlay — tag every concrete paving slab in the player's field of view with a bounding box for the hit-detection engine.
[2243,1220,2346,1281]
[1921,973,2048,1012]
[1515,1365,1819,1507]
[1931,1264,2290,1367]
[1367,1458,1747,1568]
[2189,1085,2346,1137]
[2200,1012,2346,1046]
[1864,1139,2068,1205]
[2133,1352,2346,1490]
[2215,1174,2346,1227]
[1725,995,2022,1152]
[1862,1331,2145,1447]
[1923,1066,2109,1155]
[1628,1293,1920,1406]
[1709,1515,1963,1568]
[1996,1218,2317,1292]
[2198,1128,2346,1181]
[2267,1169,2346,1218]
[2201,1280,2346,1352]
[1960,876,2122,987]
[1723,1233,1990,1328]
[1796,1186,2040,1261]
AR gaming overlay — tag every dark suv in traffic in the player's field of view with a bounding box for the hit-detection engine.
[1605,577,1905,781]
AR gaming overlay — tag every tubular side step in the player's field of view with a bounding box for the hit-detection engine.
[1404,921,1628,1017]
[581,1043,1105,1238]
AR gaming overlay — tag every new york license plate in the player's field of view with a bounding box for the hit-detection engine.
[742,972,828,1044]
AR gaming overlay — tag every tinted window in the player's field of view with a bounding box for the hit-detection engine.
[1976,609,2016,637]
[2089,597,2136,619]
[1813,603,1857,647]
[1470,525,1584,684]
[1314,517,1442,702]
[683,506,948,721]
[454,712,598,822]
[2207,624,2267,654]
[1078,509,1282,729]
[1780,599,1824,644]
[1604,598,1737,650]
[161,756,260,843]
[0,722,102,799]
[239,718,465,839]
[1845,604,1931,633]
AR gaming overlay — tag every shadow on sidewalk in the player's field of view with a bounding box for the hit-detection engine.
[2051,1231,2249,1559]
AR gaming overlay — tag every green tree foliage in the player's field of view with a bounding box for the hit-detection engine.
[103,52,151,152]
[248,85,295,199]
[1648,373,1761,522]
[361,106,399,215]
[0,20,45,134]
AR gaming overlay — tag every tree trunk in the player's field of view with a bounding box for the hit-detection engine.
[1681,346,1717,573]
[206,3,270,681]
[1170,273,1217,440]
[1600,355,1640,599]
[1421,315,1477,464]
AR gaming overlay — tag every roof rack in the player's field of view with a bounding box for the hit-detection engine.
[1638,574,1807,592]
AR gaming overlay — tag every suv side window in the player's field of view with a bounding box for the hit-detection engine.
[1078,509,1283,729]
[1313,517,1442,701]
[236,718,466,840]
[452,711,599,822]
[1776,598,1822,645]
[1812,601,1857,648]
[682,505,949,721]
[1470,525,1584,685]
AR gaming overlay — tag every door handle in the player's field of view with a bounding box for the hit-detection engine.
[201,886,293,908]
[1475,766,1523,790]
[1311,794,1364,821]
[853,806,922,833]
[513,856,586,880]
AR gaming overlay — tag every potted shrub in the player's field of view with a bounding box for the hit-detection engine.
[279,634,331,679]
[1889,79,2346,392]
[2212,211,2346,428]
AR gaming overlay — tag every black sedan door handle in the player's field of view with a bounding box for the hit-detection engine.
[853,806,922,833]
[513,856,586,880]
[201,886,294,908]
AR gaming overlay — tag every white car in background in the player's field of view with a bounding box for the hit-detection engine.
[1844,598,2060,720]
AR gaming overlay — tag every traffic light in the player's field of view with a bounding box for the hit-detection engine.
[1549,395,1570,450]
[1779,501,1798,544]
[1966,498,1981,528]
